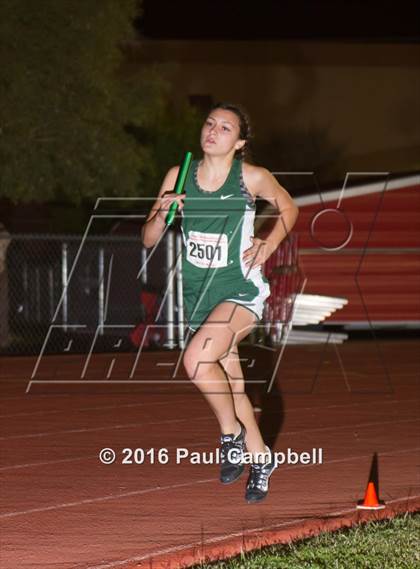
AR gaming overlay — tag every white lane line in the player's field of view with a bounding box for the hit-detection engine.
[85,494,420,569]
[0,398,197,419]
[1,422,418,472]
[1,414,418,443]
[0,394,71,402]
[279,417,419,438]
[1,447,418,520]
[0,441,208,472]
[285,398,419,412]
[1,394,418,420]
[0,478,217,519]
[0,455,96,472]
[0,416,210,441]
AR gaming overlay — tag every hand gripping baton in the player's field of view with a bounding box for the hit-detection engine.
[165,151,193,226]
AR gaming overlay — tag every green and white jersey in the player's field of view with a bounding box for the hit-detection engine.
[180,158,271,331]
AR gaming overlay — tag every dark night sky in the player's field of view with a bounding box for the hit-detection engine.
[138,0,420,42]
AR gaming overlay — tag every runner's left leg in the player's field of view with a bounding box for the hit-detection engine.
[218,329,268,459]
[182,301,255,435]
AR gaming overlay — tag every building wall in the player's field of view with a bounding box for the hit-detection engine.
[127,40,420,180]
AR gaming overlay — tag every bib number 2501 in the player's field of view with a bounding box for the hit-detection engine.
[186,230,228,268]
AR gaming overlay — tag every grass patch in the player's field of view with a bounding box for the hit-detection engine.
[195,513,420,568]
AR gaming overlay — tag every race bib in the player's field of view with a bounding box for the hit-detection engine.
[186,230,228,268]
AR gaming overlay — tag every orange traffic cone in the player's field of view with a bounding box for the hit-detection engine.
[357,481,385,510]
[357,454,385,510]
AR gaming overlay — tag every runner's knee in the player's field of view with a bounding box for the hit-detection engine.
[183,343,218,382]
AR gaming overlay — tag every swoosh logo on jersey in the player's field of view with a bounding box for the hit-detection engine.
[220,194,235,200]
[238,293,247,297]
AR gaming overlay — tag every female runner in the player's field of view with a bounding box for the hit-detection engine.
[141,102,299,502]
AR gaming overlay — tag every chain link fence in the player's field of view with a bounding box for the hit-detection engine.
[0,231,299,356]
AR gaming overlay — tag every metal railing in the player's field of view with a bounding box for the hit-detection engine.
[0,232,299,355]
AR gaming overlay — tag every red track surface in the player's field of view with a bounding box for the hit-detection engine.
[1,339,419,568]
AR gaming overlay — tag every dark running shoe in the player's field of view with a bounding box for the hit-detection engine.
[245,447,277,503]
[219,422,247,484]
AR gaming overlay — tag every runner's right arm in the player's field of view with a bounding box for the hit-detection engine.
[141,166,183,249]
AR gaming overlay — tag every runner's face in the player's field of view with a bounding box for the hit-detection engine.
[201,109,245,157]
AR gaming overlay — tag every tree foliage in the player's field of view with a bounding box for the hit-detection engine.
[0,0,201,206]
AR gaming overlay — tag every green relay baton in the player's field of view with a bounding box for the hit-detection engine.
[165,151,193,226]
